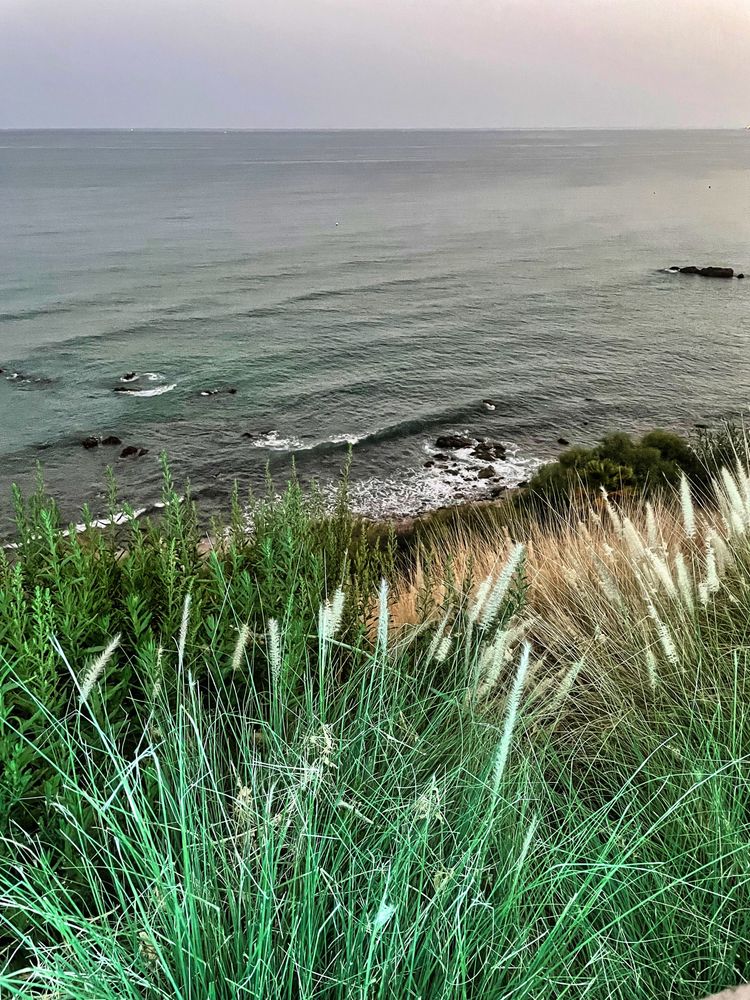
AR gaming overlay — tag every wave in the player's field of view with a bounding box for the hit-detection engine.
[241,400,506,457]
[115,383,176,398]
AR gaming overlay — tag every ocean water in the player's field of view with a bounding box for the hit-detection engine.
[1,129,749,530]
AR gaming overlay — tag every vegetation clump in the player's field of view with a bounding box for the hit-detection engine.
[1,440,750,998]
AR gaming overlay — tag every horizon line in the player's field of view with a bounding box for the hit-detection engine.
[1,125,748,133]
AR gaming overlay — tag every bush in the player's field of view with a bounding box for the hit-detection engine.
[524,429,702,510]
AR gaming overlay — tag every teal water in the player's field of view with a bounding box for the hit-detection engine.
[1,129,749,526]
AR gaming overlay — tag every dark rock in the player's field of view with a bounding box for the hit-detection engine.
[557,437,570,446]
[445,468,460,476]
[489,485,507,498]
[477,466,495,479]
[120,445,148,459]
[700,266,733,278]
[424,460,435,468]
[101,435,122,446]
[435,434,473,450]
[121,372,138,382]
[678,265,735,278]
[738,273,745,280]
[471,439,507,462]
[433,452,448,461]
[81,436,100,450]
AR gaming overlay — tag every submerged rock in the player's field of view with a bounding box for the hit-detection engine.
[557,437,570,446]
[81,436,99,450]
[101,435,122,446]
[119,445,149,459]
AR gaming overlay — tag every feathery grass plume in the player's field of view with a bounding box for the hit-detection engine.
[644,548,679,600]
[705,542,720,595]
[645,501,659,550]
[328,587,346,638]
[595,559,623,607]
[231,623,250,672]
[267,618,282,688]
[680,473,696,539]
[434,634,453,664]
[622,516,646,559]
[645,599,679,666]
[600,486,622,534]
[79,634,121,704]
[425,607,453,663]
[377,578,389,651]
[707,528,731,573]
[645,648,659,690]
[737,456,750,508]
[177,592,192,670]
[475,629,512,703]
[318,588,347,643]
[491,642,531,798]
[549,657,584,715]
[479,543,525,630]
[467,573,493,624]
[674,552,694,610]
[720,467,748,531]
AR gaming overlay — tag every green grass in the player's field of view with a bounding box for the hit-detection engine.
[1,460,750,998]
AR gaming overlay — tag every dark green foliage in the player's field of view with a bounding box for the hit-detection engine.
[526,429,702,508]
[0,459,393,848]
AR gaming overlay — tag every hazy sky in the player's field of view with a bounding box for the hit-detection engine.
[2,0,750,129]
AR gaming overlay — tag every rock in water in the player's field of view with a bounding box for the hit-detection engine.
[435,434,473,450]
[700,266,734,278]
[120,445,149,458]
[81,436,99,450]
[676,265,735,278]
[101,435,122,446]
[477,466,495,479]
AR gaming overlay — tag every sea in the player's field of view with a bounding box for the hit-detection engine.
[1,129,749,532]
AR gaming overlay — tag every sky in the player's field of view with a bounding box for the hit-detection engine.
[2,0,750,129]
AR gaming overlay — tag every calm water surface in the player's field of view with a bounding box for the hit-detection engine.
[1,129,749,528]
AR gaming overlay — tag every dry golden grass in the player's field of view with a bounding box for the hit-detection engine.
[390,474,744,697]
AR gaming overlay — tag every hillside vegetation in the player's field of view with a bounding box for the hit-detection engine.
[1,432,750,1000]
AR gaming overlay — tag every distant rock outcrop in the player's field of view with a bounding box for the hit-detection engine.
[672,265,738,278]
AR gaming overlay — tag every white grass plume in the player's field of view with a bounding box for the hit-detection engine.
[479,544,524,630]
[468,573,493,624]
[680,474,696,539]
[177,592,191,669]
[377,579,389,651]
[267,618,282,688]
[600,487,622,534]
[491,642,531,798]
[79,634,121,704]
[644,549,678,601]
[231,623,250,672]
[645,599,679,666]
[674,552,694,611]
